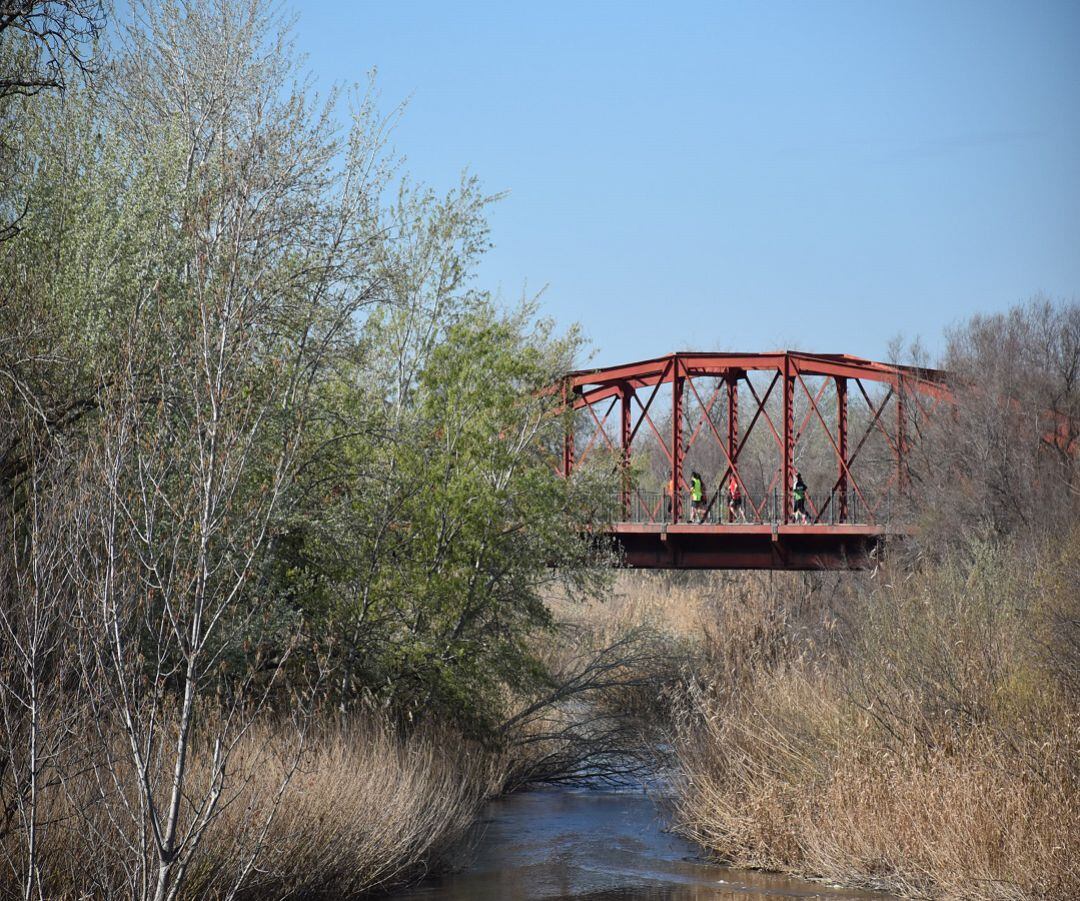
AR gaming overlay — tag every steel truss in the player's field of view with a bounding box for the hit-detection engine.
[557,351,950,570]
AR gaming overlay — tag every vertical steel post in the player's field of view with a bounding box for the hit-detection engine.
[561,380,574,479]
[671,357,684,524]
[896,376,908,498]
[726,372,739,521]
[620,383,632,519]
[781,354,794,524]
[836,376,848,523]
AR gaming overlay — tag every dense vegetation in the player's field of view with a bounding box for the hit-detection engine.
[660,301,1080,899]
[0,3,618,898]
[2,4,1077,901]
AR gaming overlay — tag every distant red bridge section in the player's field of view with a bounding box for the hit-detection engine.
[557,351,952,570]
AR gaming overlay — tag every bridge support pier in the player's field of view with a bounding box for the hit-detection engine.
[620,383,632,518]
[897,378,908,496]
[561,381,574,478]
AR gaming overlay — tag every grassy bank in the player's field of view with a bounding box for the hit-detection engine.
[1,715,507,900]
[655,540,1080,900]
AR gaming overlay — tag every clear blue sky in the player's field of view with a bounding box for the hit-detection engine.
[294,0,1079,367]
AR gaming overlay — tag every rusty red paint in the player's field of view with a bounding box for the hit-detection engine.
[558,351,951,570]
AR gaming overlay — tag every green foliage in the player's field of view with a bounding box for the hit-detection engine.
[0,4,619,899]
[0,0,614,745]
[279,286,615,734]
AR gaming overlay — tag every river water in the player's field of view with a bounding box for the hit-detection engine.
[390,785,895,901]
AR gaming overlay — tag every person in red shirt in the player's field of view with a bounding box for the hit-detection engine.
[728,474,745,522]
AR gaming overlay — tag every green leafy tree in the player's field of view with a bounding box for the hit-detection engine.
[275,179,615,732]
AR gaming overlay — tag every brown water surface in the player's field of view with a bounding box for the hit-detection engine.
[389,785,896,901]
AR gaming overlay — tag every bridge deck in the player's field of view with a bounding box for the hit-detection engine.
[605,522,888,570]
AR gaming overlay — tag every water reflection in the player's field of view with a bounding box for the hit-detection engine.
[389,786,894,901]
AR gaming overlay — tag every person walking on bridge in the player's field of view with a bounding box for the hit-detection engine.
[728,473,745,523]
[690,471,705,523]
[793,470,808,524]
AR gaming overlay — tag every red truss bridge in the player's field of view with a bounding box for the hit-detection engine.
[558,351,951,570]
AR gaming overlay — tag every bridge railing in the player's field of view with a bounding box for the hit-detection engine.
[561,351,947,534]
[616,488,891,526]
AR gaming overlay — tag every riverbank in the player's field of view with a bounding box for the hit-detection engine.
[557,552,1080,901]
[0,715,508,900]
[15,549,1072,901]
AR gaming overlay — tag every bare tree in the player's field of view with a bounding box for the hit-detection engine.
[907,296,1080,549]
[0,430,81,901]
[0,1,103,98]
[499,628,676,788]
[38,1,394,898]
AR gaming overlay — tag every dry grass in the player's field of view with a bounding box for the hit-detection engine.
[2,714,507,900]
[548,571,718,641]
[667,538,1080,900]
[675,669,1078,899]
[211,717,507,900]
[553,569,852,652]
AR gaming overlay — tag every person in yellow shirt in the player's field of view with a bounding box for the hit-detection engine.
[690,471,705,523]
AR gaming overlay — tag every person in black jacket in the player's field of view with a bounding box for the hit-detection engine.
[793,471,808,523]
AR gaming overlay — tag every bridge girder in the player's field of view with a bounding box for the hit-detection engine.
[557,350,951,570]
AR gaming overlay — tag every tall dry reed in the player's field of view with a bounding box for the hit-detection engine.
[1,713,507,900]
[669,538,1080,900]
